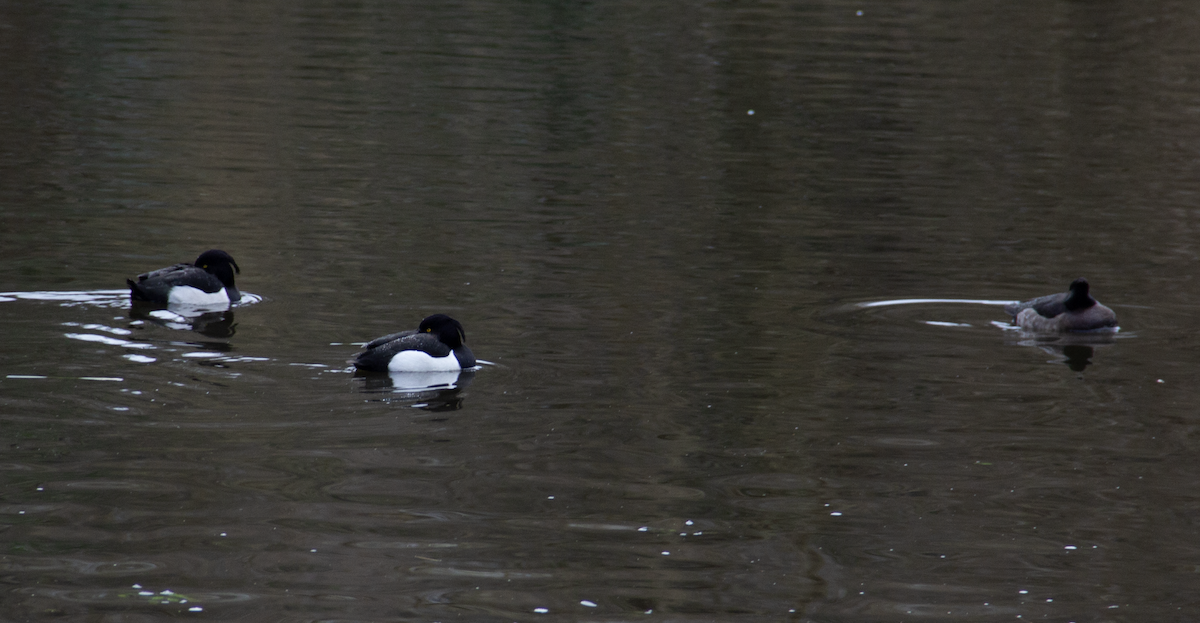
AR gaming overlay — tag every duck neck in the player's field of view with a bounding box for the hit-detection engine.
[1064,287,1094,311]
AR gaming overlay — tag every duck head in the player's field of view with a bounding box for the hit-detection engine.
[1063,278,1095,312]
[419,314,467,348]
[194,249,241,301]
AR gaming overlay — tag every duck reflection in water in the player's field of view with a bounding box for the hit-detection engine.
[129,301,238,338]
[1021,343,1096,371]
[1009,335,1111,371]
[354,368,475,411]
[1060,344,1094,372]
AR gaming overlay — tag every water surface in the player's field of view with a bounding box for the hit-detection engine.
[3,1,1200,621]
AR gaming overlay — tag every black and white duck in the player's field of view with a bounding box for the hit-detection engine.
[352,314,476,372]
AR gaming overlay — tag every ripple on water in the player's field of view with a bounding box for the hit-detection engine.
[0,290,130,307]
[814,297,1020,338]
[24,587,254,606]
[0,289,263,309]
[62,479,188,494]
[868,437,941,448]
[348,540,461,551]
[0,558,158,575]
[412,567,552,580]
[62,322,132,336]
[63,332,155,349]
[855,298,1017,309]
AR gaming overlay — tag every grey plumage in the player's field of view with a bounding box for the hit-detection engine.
[1005,278,1117,332]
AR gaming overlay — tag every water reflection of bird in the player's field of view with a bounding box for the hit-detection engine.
[352,314,476,372]
[127,249,241,306]
[1004,278,1117,332]
[129,306,238,338]
[356,369,475,410]
[1060,345,1094,372]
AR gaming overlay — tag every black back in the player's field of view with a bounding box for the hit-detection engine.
[127,249,240,303]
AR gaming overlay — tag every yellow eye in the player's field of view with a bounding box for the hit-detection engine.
[201,264,208,269]
[425,328,432,332]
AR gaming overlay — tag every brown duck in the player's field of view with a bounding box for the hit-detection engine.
[1004,278,1117,332]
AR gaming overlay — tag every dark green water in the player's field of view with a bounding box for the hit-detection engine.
[3,1,1200,621]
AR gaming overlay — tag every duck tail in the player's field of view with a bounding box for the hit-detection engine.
[127,278,150,301]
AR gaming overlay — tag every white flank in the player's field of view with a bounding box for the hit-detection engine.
[167,286,231,306]
[387,350,462,372]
